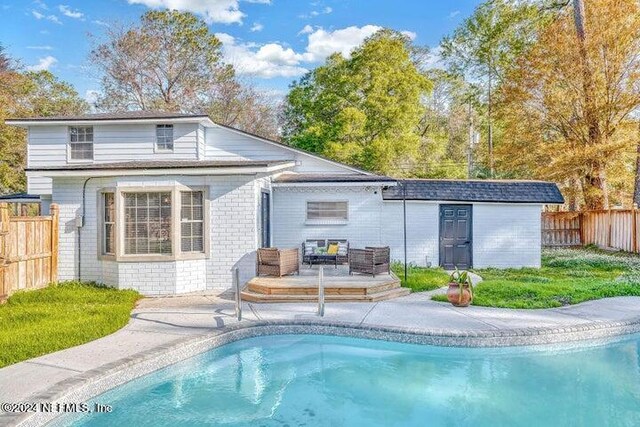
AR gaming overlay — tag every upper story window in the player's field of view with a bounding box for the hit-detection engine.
[156,124,174,151]
[69,126,93,161]
[306,201,349,221]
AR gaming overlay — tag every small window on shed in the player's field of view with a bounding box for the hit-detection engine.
[156,124,174,151]
[306,201,348,221]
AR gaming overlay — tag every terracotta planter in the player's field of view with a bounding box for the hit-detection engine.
[446,283,472,307]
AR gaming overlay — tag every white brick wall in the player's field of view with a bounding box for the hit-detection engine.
[52,174,261,295]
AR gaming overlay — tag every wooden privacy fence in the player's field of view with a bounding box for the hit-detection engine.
[542,208,640,253]
[0,202,59,301]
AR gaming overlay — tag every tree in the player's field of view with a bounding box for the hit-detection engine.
[282,29,432,175]
[496,0,640,209]
[207,79,280,140]
[0,50,88,194]
[91,10,233,112]
[90,10,280,139]
[441,0,545,177]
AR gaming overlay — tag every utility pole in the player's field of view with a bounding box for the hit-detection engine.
[467,102,474,178]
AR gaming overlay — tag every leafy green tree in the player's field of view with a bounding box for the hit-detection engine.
[282,29,432,175]
[0,50,88,194]
[441,0,546,177]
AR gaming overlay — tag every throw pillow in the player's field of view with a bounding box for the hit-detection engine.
[327,243,339,255]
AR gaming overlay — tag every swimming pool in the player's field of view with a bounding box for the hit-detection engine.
[61,334,640,426]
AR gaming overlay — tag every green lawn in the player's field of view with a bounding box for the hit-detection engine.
[430,248,640,309]
[392,262,450,292]
[0,282,140,368]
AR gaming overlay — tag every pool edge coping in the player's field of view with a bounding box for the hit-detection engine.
[6,316,640,427]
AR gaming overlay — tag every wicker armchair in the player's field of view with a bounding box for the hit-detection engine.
[257,248,300,277]
[348,246,390,277]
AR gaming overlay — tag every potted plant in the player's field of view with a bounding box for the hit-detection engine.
[446,268,473,307]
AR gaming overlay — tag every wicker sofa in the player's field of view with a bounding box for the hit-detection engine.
[256,248,300,277]
[302,239,349,264]
[348,246,390,277]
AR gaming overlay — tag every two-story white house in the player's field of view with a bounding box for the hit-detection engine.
[6,111,563,295]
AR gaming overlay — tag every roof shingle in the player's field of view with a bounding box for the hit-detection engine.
[382,179,564,204]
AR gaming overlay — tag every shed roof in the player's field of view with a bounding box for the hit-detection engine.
[382,179,564,204]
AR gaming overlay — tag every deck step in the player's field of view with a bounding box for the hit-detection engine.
[247,279,401,296]
[241,286,410,303]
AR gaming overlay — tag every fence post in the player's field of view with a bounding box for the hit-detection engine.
[633,204,638,253]
[607,209,613,248]
[50,203,59,284]
[579,212,584,246]
[0,203,8,235]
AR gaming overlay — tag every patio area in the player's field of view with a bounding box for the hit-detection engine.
[241,264,410,302]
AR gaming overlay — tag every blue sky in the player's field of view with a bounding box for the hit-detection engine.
[0,0,480,102]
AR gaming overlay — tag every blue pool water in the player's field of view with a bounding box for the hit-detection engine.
[62,334,640,427]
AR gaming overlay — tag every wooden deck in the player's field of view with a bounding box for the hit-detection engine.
[241,265,410,302]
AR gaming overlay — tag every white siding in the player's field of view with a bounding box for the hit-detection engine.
[272,186,384,250]
[51,174,262,295]
[28,123,201,195]
[205,126,358,174]
[473,204,542,268]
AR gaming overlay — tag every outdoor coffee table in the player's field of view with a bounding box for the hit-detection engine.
[307,253,338,268]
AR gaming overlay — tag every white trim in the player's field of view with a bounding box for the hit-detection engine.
[272,181,396,188]
[26,162,296,178]
[6,116,215,127]
[214,124,371,175]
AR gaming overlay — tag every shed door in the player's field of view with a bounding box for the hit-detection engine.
[439,204,472,270]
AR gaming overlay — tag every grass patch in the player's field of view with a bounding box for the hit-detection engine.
[392,262,450,292]
[0,282,140,368]
[431,248,640,309]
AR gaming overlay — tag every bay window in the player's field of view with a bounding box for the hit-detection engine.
[99,186,207,260]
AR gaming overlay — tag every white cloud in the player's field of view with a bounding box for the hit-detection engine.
[27,45,53,50]
[31,9,62,24]
[58,5,83,19]
[298,24,314,35]
[84,89,100,105]
[92,19,108,26]
[302,5,332,18]
[33,0,47,9]
[26,55,58,71]
[216,24,415,79]
[449,10,460,18]
[216,33,308,78]
[401,30,417,40]
[421,46,442,70]
[126,0,246,24]
[303,25,381,62]
[250,22,263,32]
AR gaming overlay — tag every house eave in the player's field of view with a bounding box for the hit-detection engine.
[6,116,215,127]
[272,181,397,188]
[26,161,296,178]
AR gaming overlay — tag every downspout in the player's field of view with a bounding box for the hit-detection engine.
[402,179,407,284]
[78,177,94,281]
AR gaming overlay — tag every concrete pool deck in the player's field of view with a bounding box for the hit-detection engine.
[2,291,640,426]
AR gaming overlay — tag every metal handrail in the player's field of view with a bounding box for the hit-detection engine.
[234,267,242,321]
[318,265,325,317]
